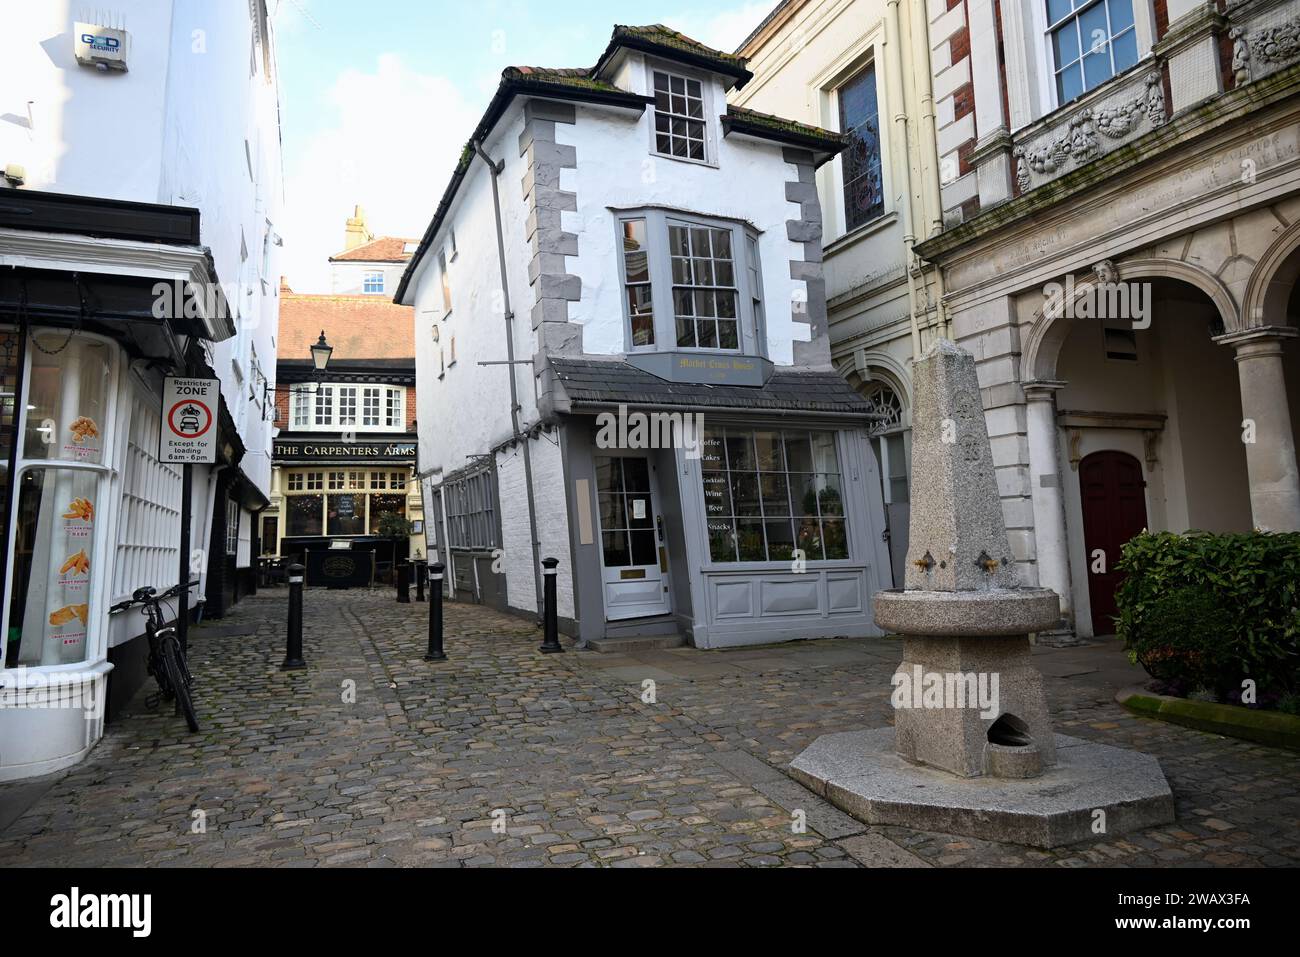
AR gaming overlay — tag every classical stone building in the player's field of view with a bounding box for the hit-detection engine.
[915,0,1300,639]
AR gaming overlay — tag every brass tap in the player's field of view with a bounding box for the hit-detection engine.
[913,550,936,572]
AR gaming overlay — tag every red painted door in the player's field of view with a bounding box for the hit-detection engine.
[1079,451,1148,635]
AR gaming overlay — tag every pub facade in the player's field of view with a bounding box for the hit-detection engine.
[267,283,422,583]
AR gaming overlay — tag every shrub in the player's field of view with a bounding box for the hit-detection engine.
[1115,531,1300,706]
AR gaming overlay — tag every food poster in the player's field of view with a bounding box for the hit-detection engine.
[19,468,97,666]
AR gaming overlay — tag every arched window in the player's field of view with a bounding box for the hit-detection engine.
[861,381,909,507]
[864,383,904,437]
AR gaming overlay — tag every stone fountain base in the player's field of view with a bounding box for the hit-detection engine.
[790,727,1175,848]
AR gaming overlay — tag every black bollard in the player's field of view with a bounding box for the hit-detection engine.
[538,557,563,654]
[424,561,447,661]
[282,563,306,670]
[397,562,411,603]
[414,562,426,602]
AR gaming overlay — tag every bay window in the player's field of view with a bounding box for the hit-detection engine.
[615,209,765,356]
[4,333,116,668]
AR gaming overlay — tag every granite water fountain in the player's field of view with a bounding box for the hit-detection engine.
[790,340,1174,847]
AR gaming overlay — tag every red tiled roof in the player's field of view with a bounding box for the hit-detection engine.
[278,292,414,363]
[328,236,418,263]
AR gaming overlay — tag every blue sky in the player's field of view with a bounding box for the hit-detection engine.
[273,0,778,291]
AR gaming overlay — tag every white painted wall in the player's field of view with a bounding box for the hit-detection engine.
[410,113,526,482]
[2,1,283,505]
[560,58,808,364]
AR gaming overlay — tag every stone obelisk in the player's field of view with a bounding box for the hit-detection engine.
[790,340,1174,847]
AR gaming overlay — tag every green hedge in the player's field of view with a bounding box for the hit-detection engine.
[1115,531,1300,706]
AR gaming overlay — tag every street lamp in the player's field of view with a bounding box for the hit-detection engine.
[310,330,333,373]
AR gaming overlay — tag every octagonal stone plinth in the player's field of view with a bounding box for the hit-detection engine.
[790,728,1174,848]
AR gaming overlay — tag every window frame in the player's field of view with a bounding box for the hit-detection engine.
[441,466,499,552]
[644,58,718,168]
[697,425,854,570]
[1,328,123,672]
[612,208,766,358]
[288,383,405,433]
[834,60,886,235]
[1044,0,1140,107]
[362,270,385,294]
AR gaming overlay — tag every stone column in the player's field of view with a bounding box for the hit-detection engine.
[1023,381,1074,636]
[1217,327,1300,532]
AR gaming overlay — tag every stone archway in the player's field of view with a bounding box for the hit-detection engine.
[1023,257,1240,382]
[1241,219,1300,330]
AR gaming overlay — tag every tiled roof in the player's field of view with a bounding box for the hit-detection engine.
[549,357,875,416]
[278,292,414,363]
[329,236,418,263]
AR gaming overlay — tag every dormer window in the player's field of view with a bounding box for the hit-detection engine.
[652,69,707,162]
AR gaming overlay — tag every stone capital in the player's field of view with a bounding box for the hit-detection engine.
[1022,379,1068,402]
[1214,324,1299,359]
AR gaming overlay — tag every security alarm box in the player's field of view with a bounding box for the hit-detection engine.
[74,22,129,71]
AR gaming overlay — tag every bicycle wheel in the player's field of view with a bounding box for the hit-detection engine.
[160,637,200,733]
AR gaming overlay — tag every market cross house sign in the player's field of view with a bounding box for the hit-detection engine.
[627,351,772,386]
[273,439,417,463]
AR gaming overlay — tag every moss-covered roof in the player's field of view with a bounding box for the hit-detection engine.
[613,23,748,70]
[724,105,848,157]
[726,105,846,145]
[501,66,627,95]
[596,23,753,89]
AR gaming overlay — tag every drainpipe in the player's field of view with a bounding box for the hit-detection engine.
[886,0,923,360]
[472,139,545,615]
[908,0,952,340]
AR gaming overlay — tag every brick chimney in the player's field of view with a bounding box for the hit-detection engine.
[344,205,372,251]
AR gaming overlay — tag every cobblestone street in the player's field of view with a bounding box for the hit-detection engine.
[1,587,1297,868]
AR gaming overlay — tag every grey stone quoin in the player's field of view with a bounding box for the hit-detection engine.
[519,100,582,362]
[784,147,832,370]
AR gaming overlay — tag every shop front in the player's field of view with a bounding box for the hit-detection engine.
[0,191,235,779]
[549,359,895,649]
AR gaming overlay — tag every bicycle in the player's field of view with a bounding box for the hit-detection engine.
[110,581,201,732]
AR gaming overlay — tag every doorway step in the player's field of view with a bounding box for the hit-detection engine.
[586,634,686,653]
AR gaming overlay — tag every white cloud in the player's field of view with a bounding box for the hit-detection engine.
[279,53,480,293]
[663,1,781,55]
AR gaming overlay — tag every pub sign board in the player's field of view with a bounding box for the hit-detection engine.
[160,376,219,464]
[273,439,418,463]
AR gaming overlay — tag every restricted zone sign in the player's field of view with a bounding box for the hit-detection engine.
[161,376,219,464]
